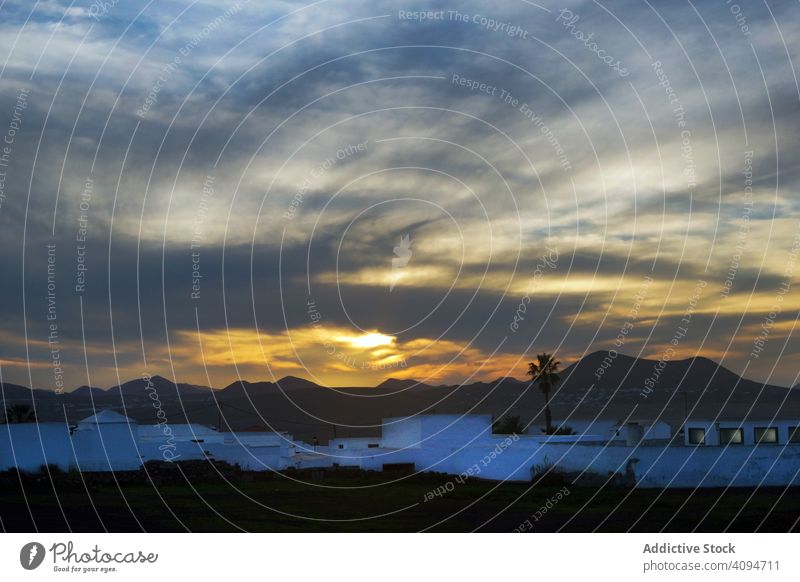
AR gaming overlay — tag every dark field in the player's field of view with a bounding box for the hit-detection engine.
[1,467,798,532]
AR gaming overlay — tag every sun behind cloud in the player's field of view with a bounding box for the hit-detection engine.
[337,331,396,349]
[165,325,529,387]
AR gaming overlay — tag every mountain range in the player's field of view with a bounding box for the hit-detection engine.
[2,351,798,440]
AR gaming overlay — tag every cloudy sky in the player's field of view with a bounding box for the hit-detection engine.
[0,0,799,390]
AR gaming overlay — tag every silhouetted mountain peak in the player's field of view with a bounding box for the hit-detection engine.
[275,376,322,390]
[578,350,638,364]
[71,385,105,396]
[222,379,260,391]
[106,375,210,397]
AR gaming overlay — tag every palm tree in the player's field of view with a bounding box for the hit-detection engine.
[4,404,37,424]
[528,353,560,435]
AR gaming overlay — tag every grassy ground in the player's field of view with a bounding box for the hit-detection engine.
[1,469,798,532]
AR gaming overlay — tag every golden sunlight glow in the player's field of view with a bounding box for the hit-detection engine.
[340,332,396,349]
[165,325,531,387]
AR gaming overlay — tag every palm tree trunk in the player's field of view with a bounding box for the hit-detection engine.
[543,384,553,434]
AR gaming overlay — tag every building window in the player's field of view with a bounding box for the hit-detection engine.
[754,427,778,444]
[719,428,744,445]
[338,444,344,449]
[789,426,800,443]
[688,428,705,445]
[191,439,204,443]
[367,443,379,448]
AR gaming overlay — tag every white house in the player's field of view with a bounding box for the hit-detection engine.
[1,408,298,473]
[313,415,595,480]
[71,409,142,472]
[314,414,800,487]
[612,419,673,444]
[138,422,295,470]
[4,410,800,488]
[137,423,224,444]
[202,430,293,471]
[137,423,223,463]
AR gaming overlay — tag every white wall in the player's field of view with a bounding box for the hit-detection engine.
[324,415,800,488]
[343,439,800,488]
[206,442,289,471]
[381,416,421,448]
[202,432,292,471]
[5,415,799,488]
[138,423,224,443]
[538,441,800,488]
[224,432,287,446]
[0,423,74,472]
[138,440,208,463]
[382,415,494,449]
[72,423,142,472]
[329,437,382,450]
[615,421,672,444]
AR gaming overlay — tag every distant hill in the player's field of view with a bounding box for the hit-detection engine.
[107,375,211,398]
[274,376,324,391]
[0,382,57,403]
[375,378,435,390]
[71,386,105,398]
[3,352,799,440]
[549,350,795,420]
[0,382,46,402]
[220,376,322,397]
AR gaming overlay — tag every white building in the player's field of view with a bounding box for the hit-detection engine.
[137,422,222,464]
[207,430,293,471]
[2,409,297,473]
[312,415,599,481]
[71,409,142,472]
[382,414,495,449]
[612,419,673,444]
[316,414,800,487]
[137,423,224,444]
[3,410,800,488]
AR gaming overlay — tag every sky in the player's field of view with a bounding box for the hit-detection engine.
[0,0,799,390]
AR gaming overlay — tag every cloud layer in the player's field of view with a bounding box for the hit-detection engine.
[1,0,799,390]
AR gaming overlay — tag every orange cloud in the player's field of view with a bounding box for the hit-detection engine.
[165,325,531,387]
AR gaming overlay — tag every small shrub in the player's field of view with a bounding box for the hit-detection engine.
[530,463,567,486]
